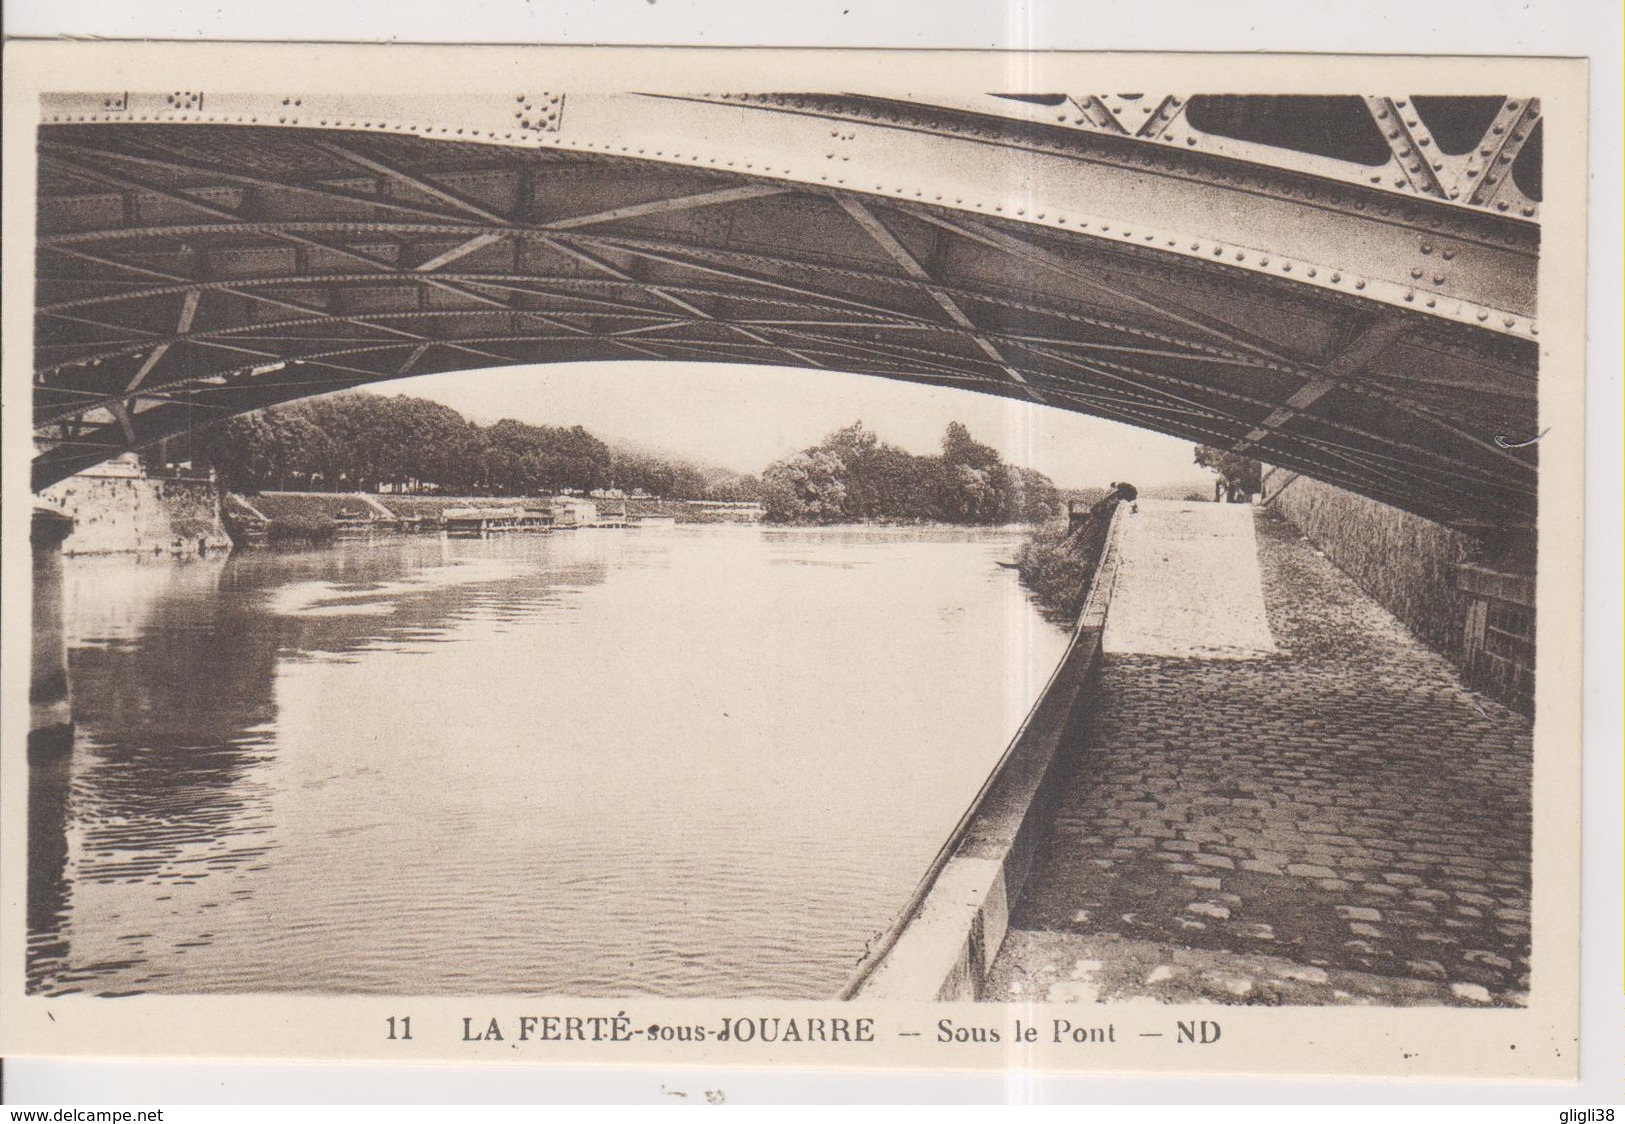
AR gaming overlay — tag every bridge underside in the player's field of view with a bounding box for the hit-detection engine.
[33,95,1539,528]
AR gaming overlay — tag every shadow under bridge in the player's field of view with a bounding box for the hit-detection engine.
[34,91,1539,530]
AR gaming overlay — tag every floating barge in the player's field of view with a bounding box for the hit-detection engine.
[332,510,399,540]
[443,506,552,538]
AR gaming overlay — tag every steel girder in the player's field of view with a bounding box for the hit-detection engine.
[32,92,1539,528]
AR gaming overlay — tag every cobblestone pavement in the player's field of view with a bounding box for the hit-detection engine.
[990,509,1532,1006]
[989,930,1490,1007]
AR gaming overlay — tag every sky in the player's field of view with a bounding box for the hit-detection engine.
[369,361,1211,491]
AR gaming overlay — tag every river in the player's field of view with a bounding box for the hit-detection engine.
[27,524,1071,998]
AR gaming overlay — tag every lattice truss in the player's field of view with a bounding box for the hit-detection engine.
[33,93,1538,528]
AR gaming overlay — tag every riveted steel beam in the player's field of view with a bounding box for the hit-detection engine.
[40,95,1540,333]
[1363,96,1450,200]
[39,139,477,225]
[847,92,1533,221]
[1231,317,1412,454]
[544,184,789,230]
[414,232,508,272]
[30,104,1540,527]
[536,236,828,368]
[834,196,1043,401]
[904,208,1297,365]
[307,138,510,223]
[1464,97,1542,212]
[123,290,200,392]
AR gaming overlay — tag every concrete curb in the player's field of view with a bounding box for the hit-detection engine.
[848,504,1126,1001]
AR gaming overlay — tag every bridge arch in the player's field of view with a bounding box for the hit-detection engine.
[33,92,1538,528]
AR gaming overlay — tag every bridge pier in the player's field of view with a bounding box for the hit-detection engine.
[30,506,74,762]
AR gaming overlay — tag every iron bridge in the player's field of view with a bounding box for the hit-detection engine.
[32,91,1541,529]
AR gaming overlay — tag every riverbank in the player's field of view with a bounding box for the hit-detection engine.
[1013,494,1122,623]
[223,491,766,543]
[1014,521,1097,623]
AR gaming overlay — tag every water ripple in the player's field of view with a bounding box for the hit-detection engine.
[30,526,1068,998]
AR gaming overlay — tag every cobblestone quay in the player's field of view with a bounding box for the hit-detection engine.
[989,507,1532,1007]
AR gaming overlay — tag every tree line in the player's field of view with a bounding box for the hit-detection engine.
[201,395,1057,522]
[202,392,759,500]
[760,421,1060,525]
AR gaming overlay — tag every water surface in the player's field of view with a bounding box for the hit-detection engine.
[29,524,1070,998]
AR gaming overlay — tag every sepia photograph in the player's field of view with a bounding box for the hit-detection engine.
[0,42,1588,1081]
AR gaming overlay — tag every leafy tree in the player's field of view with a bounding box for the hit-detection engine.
[761,450,848,523]
[823,421,945,520]
[203,392,615,496]
[204,410,334,491]
[1002,465,1063,523]
[1194,444,1262,498]
[936,422,1011,524]
[479,419,611,495]
[758,419,1057,526]
[705,473,762,502]
[941,421,1002,472]
[938,463,1002,524]
[612,450,712,499]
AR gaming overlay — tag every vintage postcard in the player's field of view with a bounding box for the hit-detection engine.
[0,42,1586,1078]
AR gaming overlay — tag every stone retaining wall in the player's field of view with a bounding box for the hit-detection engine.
[1261,468,1534,715]
[1261,468,1472,658]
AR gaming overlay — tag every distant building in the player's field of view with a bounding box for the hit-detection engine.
[550,495,599,528]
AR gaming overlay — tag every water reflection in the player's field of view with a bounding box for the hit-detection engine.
[29,526,1066,998]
